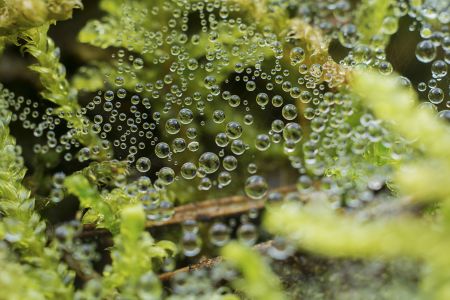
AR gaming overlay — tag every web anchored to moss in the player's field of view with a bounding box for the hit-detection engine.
[0,0,449,299]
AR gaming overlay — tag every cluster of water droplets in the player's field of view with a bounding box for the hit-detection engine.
[410,0,450,111]
[0,0,448,258]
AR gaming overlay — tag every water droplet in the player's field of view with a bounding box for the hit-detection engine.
[136,157,151,172]
[245,175,268,199]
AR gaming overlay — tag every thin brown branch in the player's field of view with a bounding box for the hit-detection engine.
[158,240,274,281]
[79,185,296,238]
[79,226,110,238]
[147,185,296,227]
[158,256,223,281]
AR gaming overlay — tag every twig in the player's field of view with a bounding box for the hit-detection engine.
[79,225,110,238]
[158,256,223,281]
[79,185,296,238]
[147,185,296,227]
[158,240,274,281]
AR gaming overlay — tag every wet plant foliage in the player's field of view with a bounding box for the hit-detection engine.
[0,0,449,299]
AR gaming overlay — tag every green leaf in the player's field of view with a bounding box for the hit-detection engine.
[222,242,286,300]
[64,174,117,232]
